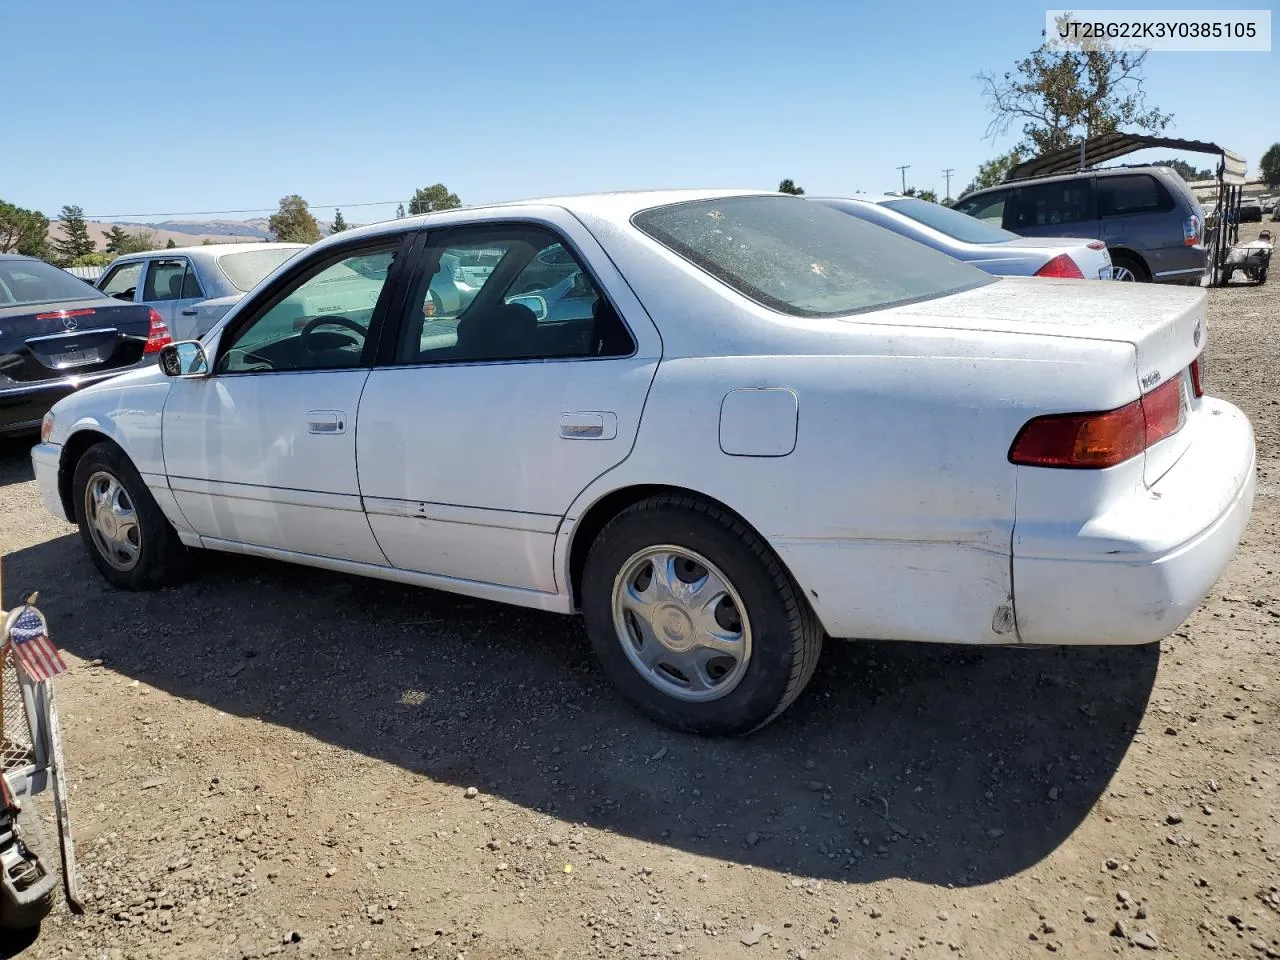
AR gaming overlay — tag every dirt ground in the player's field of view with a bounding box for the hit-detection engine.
[0,223,1276,960]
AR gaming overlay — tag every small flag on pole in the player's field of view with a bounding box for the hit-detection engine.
[5,605,66,683]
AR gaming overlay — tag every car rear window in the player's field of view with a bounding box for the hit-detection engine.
[217,247,305,292]
[0,259,104,307]
[881,198,1021,244]
[632,196,992,318]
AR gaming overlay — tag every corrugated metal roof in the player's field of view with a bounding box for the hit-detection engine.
[1005,133,1248,184]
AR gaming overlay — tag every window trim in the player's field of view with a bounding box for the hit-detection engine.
[374,219,637,370]
[210,231,420,377]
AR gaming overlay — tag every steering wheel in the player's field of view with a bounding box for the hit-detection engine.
[299,316,367,352]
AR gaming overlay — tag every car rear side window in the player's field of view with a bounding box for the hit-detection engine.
[1097,175,1174,217]
[0,259,102,307]
[953,189,1011,226]
[632,196,992,318]
[1010,178,1094,229]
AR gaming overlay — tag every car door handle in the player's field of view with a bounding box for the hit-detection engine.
[560,411,617,440]
[307,410,347,435]
[180,308,198,316]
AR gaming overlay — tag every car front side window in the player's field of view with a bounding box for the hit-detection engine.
[100,261,143,301]
[216,245,399,375]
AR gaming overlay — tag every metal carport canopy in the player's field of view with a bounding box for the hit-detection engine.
[1004,132,1248,184]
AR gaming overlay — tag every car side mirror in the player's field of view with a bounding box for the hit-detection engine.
[159,340,210,379]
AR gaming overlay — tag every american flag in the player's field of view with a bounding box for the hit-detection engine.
[6,606,66,683]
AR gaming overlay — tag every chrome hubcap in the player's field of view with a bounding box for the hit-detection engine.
[611,546,751,702]
[84,471,141,571]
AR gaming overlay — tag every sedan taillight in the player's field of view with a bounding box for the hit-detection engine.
[1034,254,1085,279]
[1009,373,1187,469]
[144,308,172,354]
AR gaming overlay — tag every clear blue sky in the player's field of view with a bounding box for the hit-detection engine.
[4,0,1275,224]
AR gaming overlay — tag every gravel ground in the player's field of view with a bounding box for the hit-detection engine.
[0,223,1276,959]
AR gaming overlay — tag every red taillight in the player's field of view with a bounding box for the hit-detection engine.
[1010,372,1188,469]
[1034,254,1085,279]
[1190,355,1205,397]
[144,308,172,354]
[35,308,96,321]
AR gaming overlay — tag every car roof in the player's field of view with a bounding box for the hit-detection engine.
[325,189,775,245]
[964,164,1176,196]
[808,194,904,206]
[110,241,309,260]
[0,253,40,263]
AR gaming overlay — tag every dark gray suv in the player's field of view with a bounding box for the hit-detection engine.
[953,166,1207,285]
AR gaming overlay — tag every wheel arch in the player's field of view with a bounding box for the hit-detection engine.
[1107,246,1151,280]
[564,483,776,610]
[57,428,118,523]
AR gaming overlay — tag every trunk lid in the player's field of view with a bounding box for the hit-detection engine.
[0,298,155,385]
[869,276,1205,484]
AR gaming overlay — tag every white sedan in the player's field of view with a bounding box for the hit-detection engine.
[31,190,1256,735]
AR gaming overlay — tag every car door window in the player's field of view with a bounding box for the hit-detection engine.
[100,261,143,300]
[953,189,1011,226]
[396,226,633,365]
[1097,175,1174,217]
[143,258,194,302]
[1010,179,1094,229]
[216,245,399,374]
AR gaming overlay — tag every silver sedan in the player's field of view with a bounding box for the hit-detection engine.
[810,195,1115,280]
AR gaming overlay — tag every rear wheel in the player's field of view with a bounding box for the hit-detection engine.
[71,441,191,589]
[1109,252,1147,283]
[581,495,823,736]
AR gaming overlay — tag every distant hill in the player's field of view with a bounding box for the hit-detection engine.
[48,217,340,252]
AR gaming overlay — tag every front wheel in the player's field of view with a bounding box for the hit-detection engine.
[71,441,192,590]
[581,496,823,736]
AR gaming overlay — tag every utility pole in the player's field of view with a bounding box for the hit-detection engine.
[896,165,911,193]
[942,168,954,200]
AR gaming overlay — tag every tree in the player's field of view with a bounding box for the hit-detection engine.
[0,201,50,257]
[268,194,321,244]
[72,251,114,267]
[102,225,156,255]
[778,179,805,196]
[330,208,349,234]
[960,149,1025,196]
[1261,143,1280,188]
[395,203,406,219]
[407,184,461,216]
[903,187,939,202]
[1153,159,1213,183]
[165,237,177,248]
[52,205,96,264]
[978,21,1171,157]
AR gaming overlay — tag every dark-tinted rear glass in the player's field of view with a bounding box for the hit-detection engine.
[1097,174,1175,217]
[632,196,992,318]
[0,259,106,307]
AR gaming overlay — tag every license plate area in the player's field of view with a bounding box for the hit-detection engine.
[26,329,118,371]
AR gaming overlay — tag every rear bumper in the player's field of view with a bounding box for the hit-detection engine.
[1012,397,1255,645]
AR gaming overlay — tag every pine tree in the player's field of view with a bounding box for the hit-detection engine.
[165,238,177,248]
[395,203,406,219]
[52,205,96,264]
[330,209,349,234]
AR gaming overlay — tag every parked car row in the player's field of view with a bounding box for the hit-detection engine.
[28,189,1255,736]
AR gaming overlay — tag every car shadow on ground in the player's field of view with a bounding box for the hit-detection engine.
[0,438,35,488]
[3,525,1159,890]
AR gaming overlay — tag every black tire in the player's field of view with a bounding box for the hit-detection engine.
[1258,268,1268,285]
[1110,252,1148,283]
[581,495,823,736]
[71,441,192,590]
[0,803,56,930]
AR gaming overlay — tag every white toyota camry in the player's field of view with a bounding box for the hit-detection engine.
[31,190,1256,735]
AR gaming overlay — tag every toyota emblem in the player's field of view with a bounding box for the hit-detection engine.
[1193,318,1202,347]
[62,316,78,332]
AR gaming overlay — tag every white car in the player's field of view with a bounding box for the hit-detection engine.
[31,190,1256,735]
